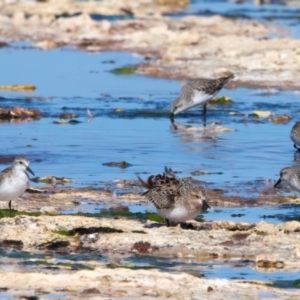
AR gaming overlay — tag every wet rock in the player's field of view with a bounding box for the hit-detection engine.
[270,114,291,123]
[33,39,57,50]
[81,288,100,295]
[41,240,70,251]
[0,240,23,250]
[197,221,255,231]
[282,220,300,233]
[102,161,132,168]
[249,110,272,118]
[0,41,9,48]
[109,205,129,212]
[255,254,285,270]
[31,176,73,186]
[255,221,278,235]
[210,96,233,104]
[111,66,135,74]
[74,226,123,234]
[0,107,41,119]
[0,84,36,91]
[113,108,124,113]
[59,113,77,119]
[39,206,58,215]
[80,233,100,244]
[131,241,158,254]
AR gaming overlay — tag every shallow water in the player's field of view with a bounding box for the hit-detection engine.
[1,46,300,195]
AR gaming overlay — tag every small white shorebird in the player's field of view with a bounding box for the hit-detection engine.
[274,166,300,195]
[138,167,210,226]
[170,73,234,121]
[0,157,35,211]
[290,122,300,151]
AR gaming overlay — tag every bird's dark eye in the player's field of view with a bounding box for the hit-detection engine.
[19,161,23,164]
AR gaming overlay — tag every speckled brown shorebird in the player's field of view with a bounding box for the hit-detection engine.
[274,166,300,194]
[170,73,234,121]
[137,167,210,226]
[0,157,34,211]
[290,122,300,151]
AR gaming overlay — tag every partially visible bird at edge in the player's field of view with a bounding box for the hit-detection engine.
[0,157,35,213]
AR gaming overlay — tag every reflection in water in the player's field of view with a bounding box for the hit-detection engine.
[170,120,233,144]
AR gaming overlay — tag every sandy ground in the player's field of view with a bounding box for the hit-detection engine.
[0,184,298,299]
[0,213,300,299]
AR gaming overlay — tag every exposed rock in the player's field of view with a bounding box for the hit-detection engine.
[0,266,299,300]
[0,107,41,119]
[0,0,187,17]
[0,215,299,298]
[249,110,272,118]
[39,206,58,215]
[0,4,298,87]
[0,84,35,91]
[270,114,292,124]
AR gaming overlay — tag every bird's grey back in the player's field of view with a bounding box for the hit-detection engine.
[180,75,234,98]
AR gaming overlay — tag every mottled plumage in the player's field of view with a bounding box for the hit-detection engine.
[0,157,34,210]
[274,166,300,193]
[290,122,300,151]
[170,73,234,118]
[138,167,209,225]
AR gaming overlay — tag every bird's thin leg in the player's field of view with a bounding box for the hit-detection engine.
[294,144,300,152]
[170,112,175,123]
[202,104,207,127]
[8,200,12,217]
[170,113,178,130]
[165,219,170,227]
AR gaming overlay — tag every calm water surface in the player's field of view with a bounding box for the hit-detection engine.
[0,47,299,194]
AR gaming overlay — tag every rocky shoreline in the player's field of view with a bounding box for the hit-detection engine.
[0,1,299,88]
[0,213,300,299]
[0,184,298,298]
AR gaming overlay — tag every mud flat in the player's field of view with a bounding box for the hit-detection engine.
[0,214,300,299]
[0,186,299,299]
[0,1,299,88]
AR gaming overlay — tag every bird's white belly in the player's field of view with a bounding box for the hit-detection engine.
[174,91,213,115]
[191,90,213,106]
[0,174,28,201]
[157,207,201,222]
[289,177,300,192]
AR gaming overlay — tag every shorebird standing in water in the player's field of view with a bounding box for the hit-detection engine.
[274,166,300,196]
[170,72,234,123]
[290,122,300,152]
[0,157,34,212]
[137,167,210,226]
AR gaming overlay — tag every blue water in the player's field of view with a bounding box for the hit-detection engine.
[0,46,299,197]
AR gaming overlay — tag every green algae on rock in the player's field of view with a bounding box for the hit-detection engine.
[111,66,135,75]
[210,96,233,104]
